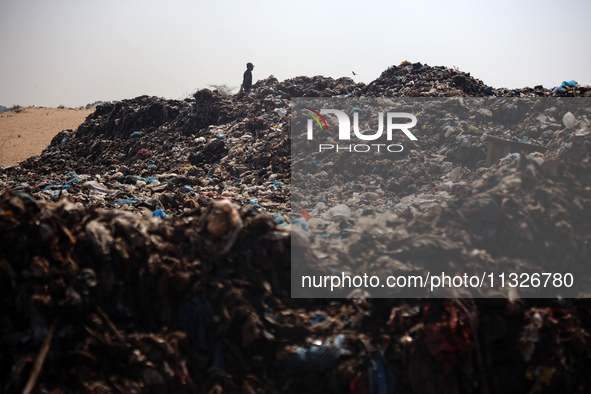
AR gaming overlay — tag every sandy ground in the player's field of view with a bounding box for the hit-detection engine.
[0,107,93,167]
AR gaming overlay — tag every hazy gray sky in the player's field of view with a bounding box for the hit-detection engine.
[1,0,590,107]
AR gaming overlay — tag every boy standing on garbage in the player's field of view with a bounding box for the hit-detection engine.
[238,62,254,95]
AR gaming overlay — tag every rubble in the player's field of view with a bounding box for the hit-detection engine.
[1,62,591,393]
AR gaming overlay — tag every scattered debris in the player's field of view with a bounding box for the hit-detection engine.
[1,62,591,393]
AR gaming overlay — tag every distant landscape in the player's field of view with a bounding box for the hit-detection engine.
[0,105,93,167]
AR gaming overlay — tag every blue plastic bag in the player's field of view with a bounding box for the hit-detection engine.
[368,351,396,394]
[279,334,351,375]
[290,217,310,233]
[114,197,137,205]
[177,299,211,351]
[153,209,167,219]
[275,213,289,227]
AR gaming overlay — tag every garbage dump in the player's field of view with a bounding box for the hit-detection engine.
[290,95,591,300]
[1,62,591,393]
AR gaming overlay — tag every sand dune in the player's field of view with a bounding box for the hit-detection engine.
[0,107,93,167]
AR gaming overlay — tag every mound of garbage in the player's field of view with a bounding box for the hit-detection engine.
[1,62,591,393]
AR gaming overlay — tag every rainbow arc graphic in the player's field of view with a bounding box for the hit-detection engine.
[303,108,329,131]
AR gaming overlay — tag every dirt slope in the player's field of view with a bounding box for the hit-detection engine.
[0,107,92,167]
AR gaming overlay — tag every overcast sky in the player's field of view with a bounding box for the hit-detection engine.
[1,0,590,108]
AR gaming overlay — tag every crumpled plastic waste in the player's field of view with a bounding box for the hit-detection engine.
[563,111,576,129]
[562,80,578,87]
[152,209,168,219]
[322,204,352,221]
[279,334,351,375]
[0,61,590,393]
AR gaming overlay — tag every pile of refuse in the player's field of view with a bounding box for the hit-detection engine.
[1,62,591,393]
[363,62,590,98]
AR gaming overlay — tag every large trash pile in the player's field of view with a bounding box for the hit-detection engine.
[290,95,591,299]
[1,62,591,393]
